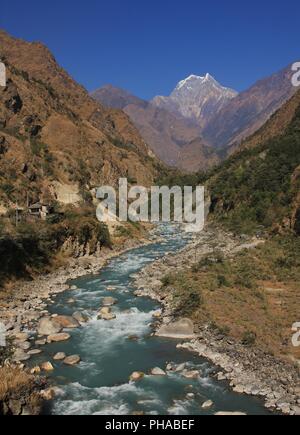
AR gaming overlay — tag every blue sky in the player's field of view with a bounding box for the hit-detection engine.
[1,0,299,99]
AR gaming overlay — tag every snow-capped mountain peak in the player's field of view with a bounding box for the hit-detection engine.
[175,73,216,90]
[152,73,238,128]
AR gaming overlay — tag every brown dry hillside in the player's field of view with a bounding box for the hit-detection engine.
[92,85,219,172]
[0,30,164,210]
[229,89,300,154]
[203,65,296,149]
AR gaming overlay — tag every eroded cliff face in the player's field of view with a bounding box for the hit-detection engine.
[0,30,164,210]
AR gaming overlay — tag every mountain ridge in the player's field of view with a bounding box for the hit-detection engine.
[92,65,297,173]
[151,73,238,129]
[203,64,297,149]
[91,84,218,170]
[0,29,164,211]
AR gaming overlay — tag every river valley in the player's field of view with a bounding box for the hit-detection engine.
[29,224,272,415]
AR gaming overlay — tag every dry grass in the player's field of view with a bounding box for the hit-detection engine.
[166,236,300,363]
[0,367,42,415]
[0,367,35,401]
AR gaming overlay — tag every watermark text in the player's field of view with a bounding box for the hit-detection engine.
[292,322,300,347]
[0,322,6,347]
[291,62,300,87]
[0,62,6,87]
[96,179,205,233]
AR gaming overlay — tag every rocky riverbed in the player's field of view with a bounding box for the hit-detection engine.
[0,235,155,366]
[1,224,299,415]
[133,226,300,416]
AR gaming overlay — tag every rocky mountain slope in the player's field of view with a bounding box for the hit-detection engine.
[92,85,218,170]
[0,30,164,211]
[152,74,237,129]
[203,65,297,149]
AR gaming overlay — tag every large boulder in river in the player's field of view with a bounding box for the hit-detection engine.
[12,349,31,362]
[72,311,89,323]
[47,333,71,343]
[99,307,111,316]
[53,352,66,361]
[102,297,118,307]
[202,400,214,409]
[63,355,81,366]
[182,369,201,379]
[54,315,80,329]
[41,361,54,372]
[156,318,195,339]
[129,372,144,382]
[37,317,62,336]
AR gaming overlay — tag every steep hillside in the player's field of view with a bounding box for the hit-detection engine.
[0,30,164,211]
[208,89,300,235]
[177,138,220,172]
[229,88,300,154]
[203,65,296,149]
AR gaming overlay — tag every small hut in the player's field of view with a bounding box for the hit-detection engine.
[28,202,52,220]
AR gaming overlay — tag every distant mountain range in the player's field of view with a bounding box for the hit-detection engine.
[92,67,297,172]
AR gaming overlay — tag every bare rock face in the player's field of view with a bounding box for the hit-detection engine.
[37,318,62,336]
[156,318,195,339]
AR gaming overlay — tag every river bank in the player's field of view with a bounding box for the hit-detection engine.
[0,233,157,363]
[0,230,160,415]
[28,223,272,415]
[1,223,298,415]
[133,226,300,416]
